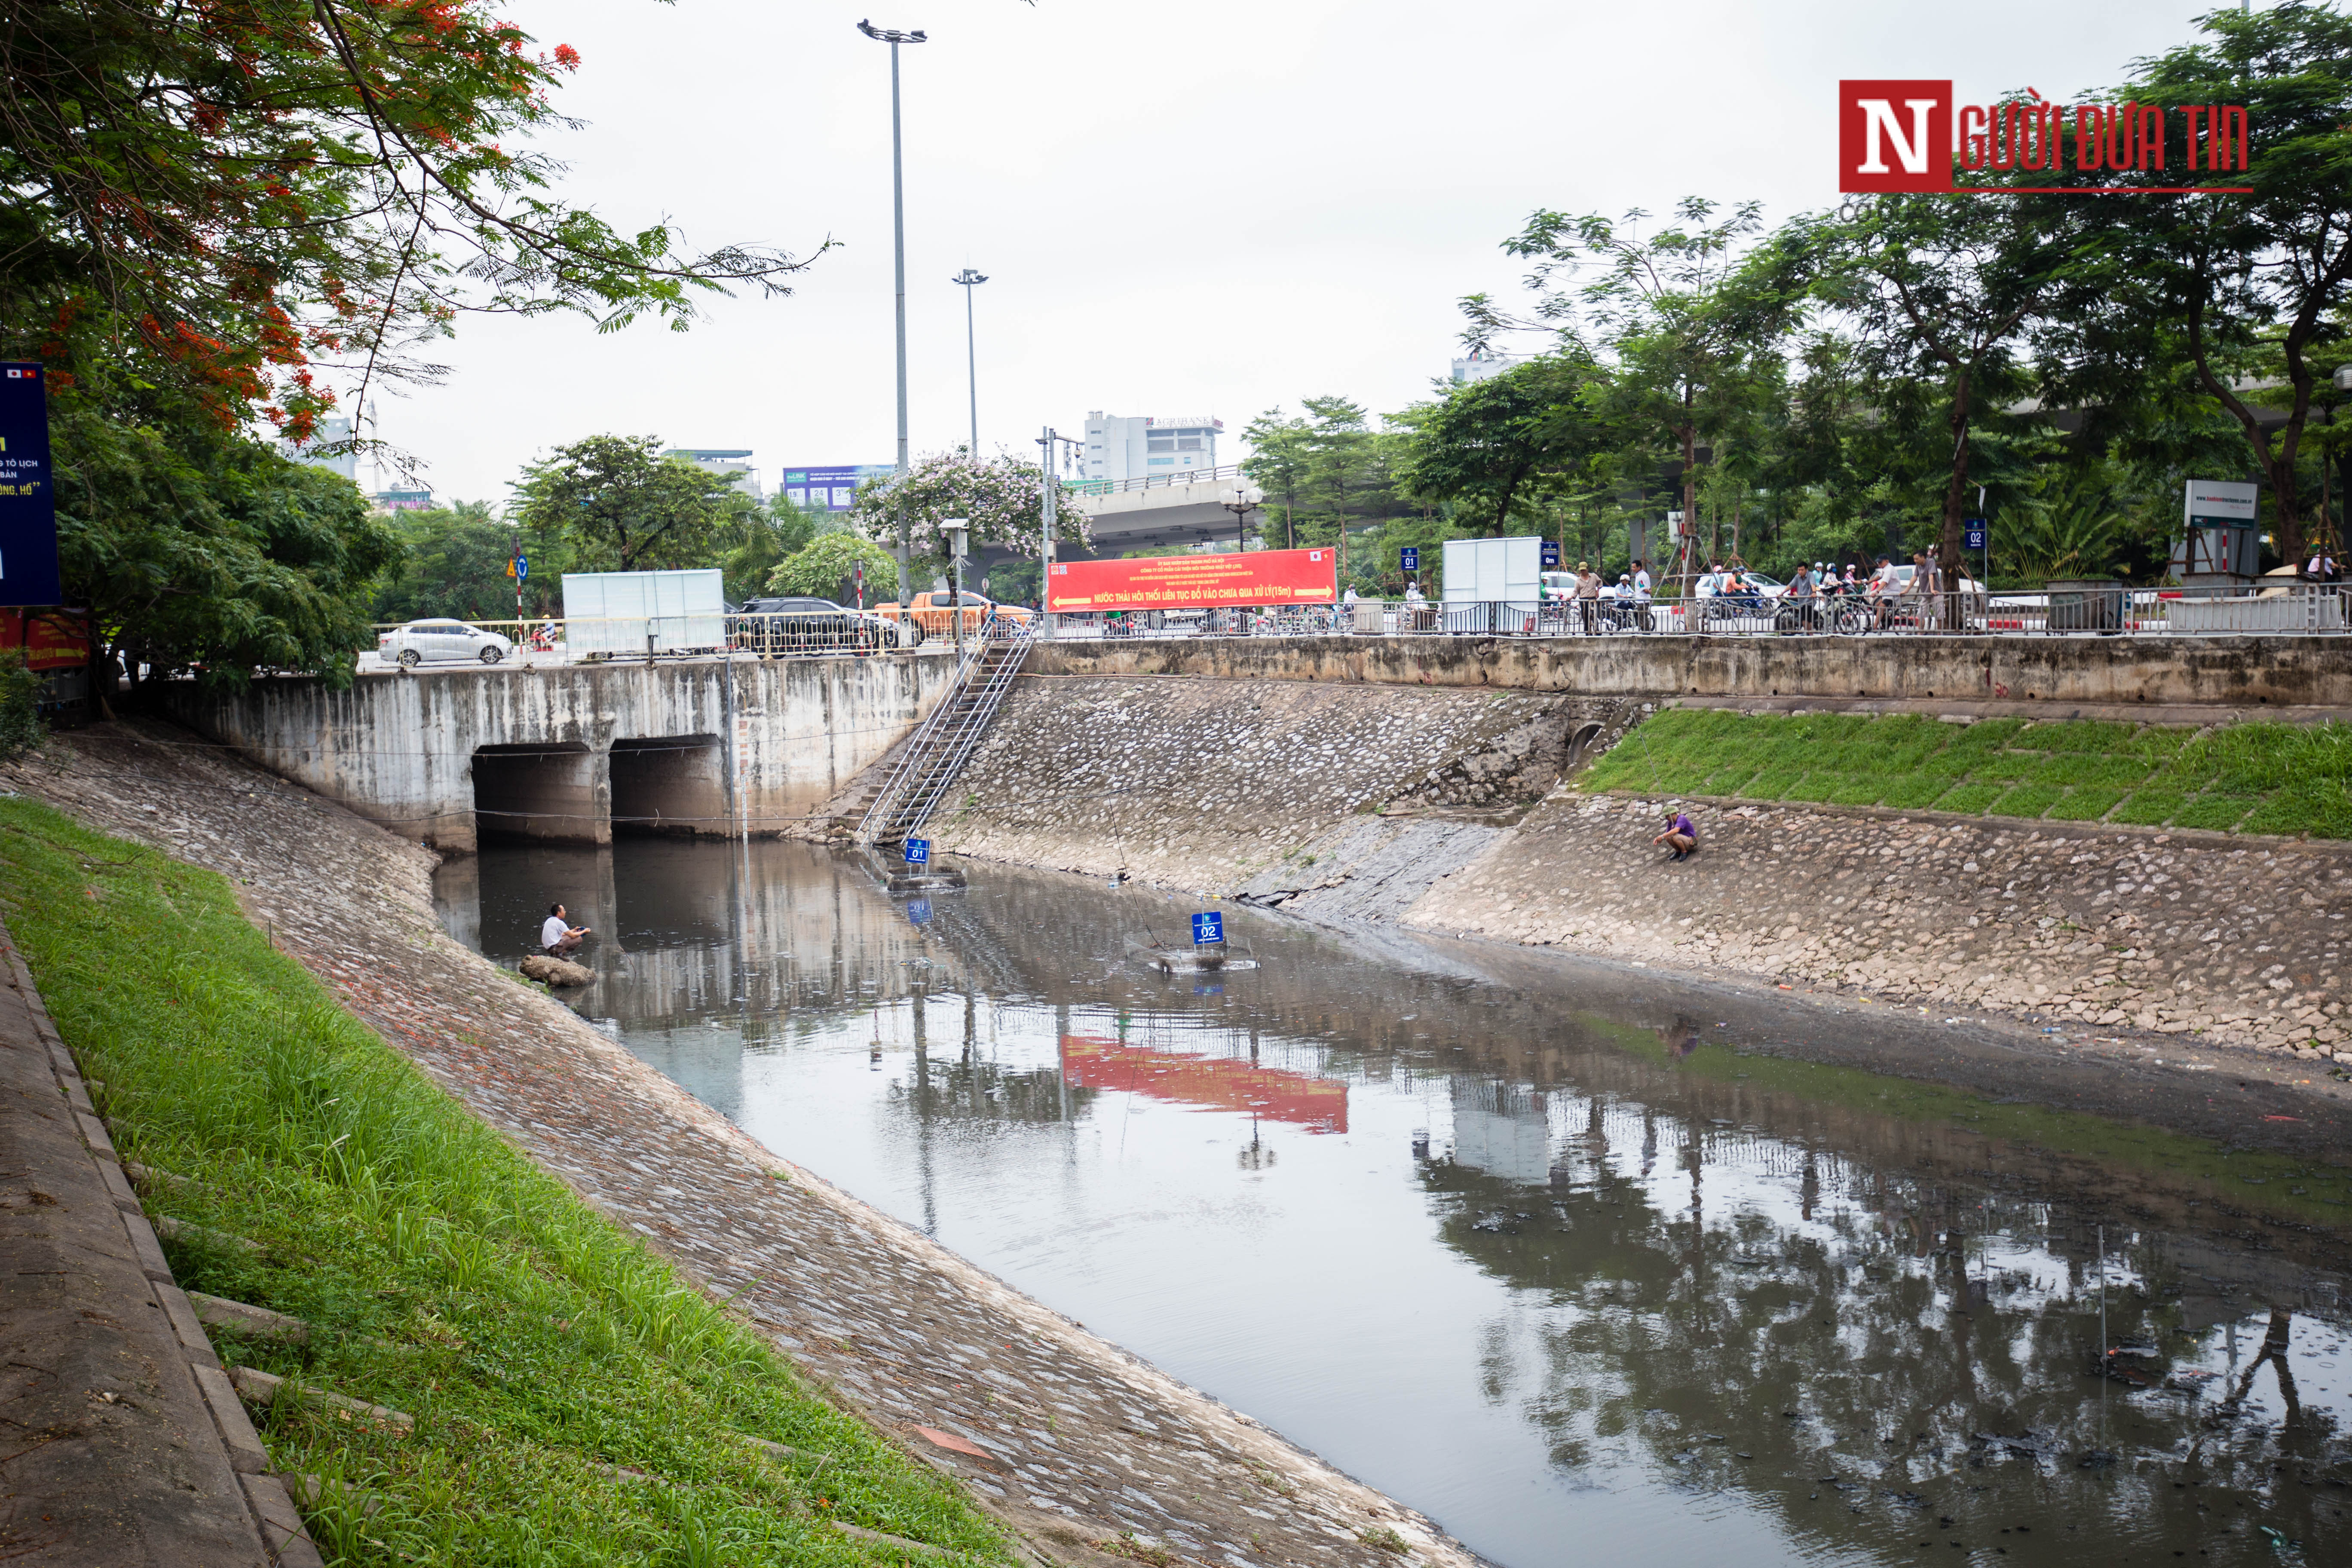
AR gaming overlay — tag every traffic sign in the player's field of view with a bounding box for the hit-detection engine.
[515,553,529,582]
[903,838,931,865]
[1540,539,1562,568]
[1399,546,1420,573]
[1963,521,1988,551]
[1191,911,1223,946]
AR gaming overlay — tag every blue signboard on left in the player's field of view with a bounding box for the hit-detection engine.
[0,363,60,607]
[903,838,931,865]
[1540,539,1562,568]
[1191,911,1223,945]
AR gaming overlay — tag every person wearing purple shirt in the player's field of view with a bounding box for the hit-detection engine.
[1653,810,1697,862]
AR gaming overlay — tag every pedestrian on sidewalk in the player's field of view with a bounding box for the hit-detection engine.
[542,904,590,956]
[1653,810,1698,863]
[1576,560,1602,634]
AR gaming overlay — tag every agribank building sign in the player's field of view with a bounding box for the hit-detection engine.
[1838,81,2252,194]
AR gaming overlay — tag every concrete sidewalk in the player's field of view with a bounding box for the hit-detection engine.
[0,915,318,1566]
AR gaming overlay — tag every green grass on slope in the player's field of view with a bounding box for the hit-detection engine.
[1578,708,2352,837]
[0,799,1010,1568]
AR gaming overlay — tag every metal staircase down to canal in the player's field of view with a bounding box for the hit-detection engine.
[855,612,1034,847]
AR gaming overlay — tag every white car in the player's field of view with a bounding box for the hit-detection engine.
[379,619,514,667]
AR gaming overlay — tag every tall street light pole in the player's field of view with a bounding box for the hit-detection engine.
[952,268,987,458]
[858,20,926,623]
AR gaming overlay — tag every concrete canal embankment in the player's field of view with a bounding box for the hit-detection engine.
[1024,631,2352,709]
[922,644,2349,1068]
[6,723,1477,1568]
[159,650,959,853]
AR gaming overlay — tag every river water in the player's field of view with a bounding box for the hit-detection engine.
[435,838,2352,1568]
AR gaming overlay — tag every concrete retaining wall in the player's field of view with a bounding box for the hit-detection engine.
[162,653,957,853]
[1026,633,2352,708]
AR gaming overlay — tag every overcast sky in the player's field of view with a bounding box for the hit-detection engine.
[372,0,2237,504]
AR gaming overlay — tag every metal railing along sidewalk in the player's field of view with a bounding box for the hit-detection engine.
[1044,584,2350,641]
[855,612,1035,847]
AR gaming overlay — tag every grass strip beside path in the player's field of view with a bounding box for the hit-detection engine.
[1579,710,2352,838]
[0,798,1013,1568]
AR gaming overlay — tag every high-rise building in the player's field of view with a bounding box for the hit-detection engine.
[281,414,358,481]
[667,448,763,502]
[1081,413,1222,486]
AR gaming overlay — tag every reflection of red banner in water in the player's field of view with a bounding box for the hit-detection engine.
[1060,1035,1348,1133]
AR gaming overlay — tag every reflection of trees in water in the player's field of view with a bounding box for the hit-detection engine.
[1420,1115,2349,1557]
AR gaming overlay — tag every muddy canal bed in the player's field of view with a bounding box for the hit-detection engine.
[437,840,2352,1568]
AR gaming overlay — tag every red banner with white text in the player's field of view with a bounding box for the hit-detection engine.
[1045,548,1337,612]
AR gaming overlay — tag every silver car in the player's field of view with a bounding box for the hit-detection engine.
[379,619,514,667]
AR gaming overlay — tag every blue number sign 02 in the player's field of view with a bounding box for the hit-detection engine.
[1963,521,1988,551]
[903,838,931,865]
[1191,911,1223,945]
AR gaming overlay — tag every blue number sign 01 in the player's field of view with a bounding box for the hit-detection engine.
[1399,546,1419,573]
[1191,911,1223,945]
[903,838,931,865]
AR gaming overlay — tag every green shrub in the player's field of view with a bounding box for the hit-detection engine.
[0,651,41,762]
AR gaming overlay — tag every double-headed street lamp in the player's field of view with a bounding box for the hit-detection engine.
[1220,484,1262,556]
[857,19,925,617]
[952,268,987,459]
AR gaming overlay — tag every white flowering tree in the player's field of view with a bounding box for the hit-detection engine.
[847,451,1090,596]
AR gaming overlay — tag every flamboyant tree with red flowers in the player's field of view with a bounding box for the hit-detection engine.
[0,2,806,690]
[1,0,806,435]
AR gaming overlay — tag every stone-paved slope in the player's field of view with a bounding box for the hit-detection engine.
[926,674,1640,888]
[4,723,1470,1568]
[1408,791,2349,1062]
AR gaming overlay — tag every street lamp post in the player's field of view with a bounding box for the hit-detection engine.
[858,19,927,627]
[1218,485,1262,634]
[1219,485,1260,556]
[952,268,987,458]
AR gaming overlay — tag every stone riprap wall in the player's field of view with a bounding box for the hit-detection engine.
[162,651,956,852]
[1025,633,2352,710]
[924,674,1645,891]
[1409,794,2349,1062]
[921,672,2347,1064]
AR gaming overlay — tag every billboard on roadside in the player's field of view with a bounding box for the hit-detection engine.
[0,362,60,607]
[1045,547,1336,612]
[781,465,894,512]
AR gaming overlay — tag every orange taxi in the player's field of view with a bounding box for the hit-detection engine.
[873,590,1036,637]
